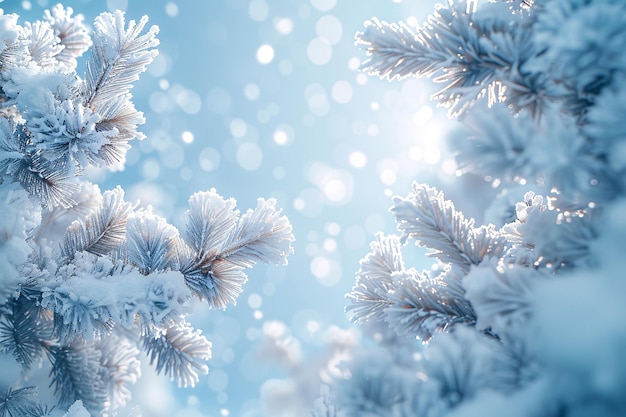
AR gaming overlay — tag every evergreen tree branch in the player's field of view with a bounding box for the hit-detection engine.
[0,386,42,417]
[95,333,141,410]
[142,322,212,388]
[391,183,503,272]
[180,192,293,308]
[356,1,531,116]
[125,208,178,275]
[217,197,294,268]
[48,341,108,415]
[384,268,476,342]
[60,186,133,261]
[183,190,239,263]
[43,4,91,71]
[346,233,402,324]
[83,11,158,110]
[0,295,54,369]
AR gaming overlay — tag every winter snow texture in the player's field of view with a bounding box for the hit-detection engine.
[0,4,293,416]
[313,1,626,417]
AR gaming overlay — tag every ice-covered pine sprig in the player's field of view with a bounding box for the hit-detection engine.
[0,5,295,416]
[355,0,537,117]
[348,183,594,343]
[179,190,295,309]
[0,6,157,208]
[347,183,504,342]
[1,183,293,414]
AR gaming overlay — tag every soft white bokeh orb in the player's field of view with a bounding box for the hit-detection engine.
[316,15,342,45]
[307,38,332,66]
[256,44,275,64]
[237,142,263,171]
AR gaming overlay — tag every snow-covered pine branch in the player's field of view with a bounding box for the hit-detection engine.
[82,11,158,168]
[0,386,44,417]
[83,11,158,110]
[346,234,402,324]
[60,186,133,262]
[142,322,212,388]
[0,6,157,209]
[383,268,476,342]
[356,0,534,116]
[346,233,476,342]
[43,4,91,71]
[180,190,294,309]
[0,6,294,415]
[391,182,503,271]
[332,0,626,416]
[125,208,179,275]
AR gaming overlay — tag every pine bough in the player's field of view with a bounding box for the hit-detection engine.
[0,5,294,416]
[316,1,626,416]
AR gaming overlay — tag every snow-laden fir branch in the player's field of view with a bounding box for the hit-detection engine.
[125,208,178,275]
[43,4,91,71]
[355,0,534,116]
[346,234,402,324]
[335,1,626,417]
[384,268,476,342]
[220,197,294,267]
[47,334,141,415]
[500,191,596,269]
[0,7,158,209]
[0,386,42,417]
[183,190,239,262]
[60,187,133,262]
[81,11,158,168]
[0,116,78,207]
[0,296,53,369]
[452,102,618,204]
[49,341,108,415]
[95,334,141,410]
[0,5,294,415]
[142,322,212,388]
[347,234,476,342]
[391,182,503,271]
[180,190,294,308]
[40,262,191,342]
[46,333,140,415]
[83,11,158,109]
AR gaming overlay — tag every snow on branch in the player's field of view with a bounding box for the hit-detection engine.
[48,341,109,415]
[347,234,476,342]
[142,322,212,388]
[384,269,476,342]
[125,208,179,275]
[60,186,133,262]
[0,386,42,417]
[81,11,158,168]
[346,234,402,324]
[0,296,53,369]
[391,183,503,272]
[356,0,532,116]
[220,197,294,267]
[83,11,158,109]
[180,190,294,308]
[43,4,91,71]
[0,5,294,415]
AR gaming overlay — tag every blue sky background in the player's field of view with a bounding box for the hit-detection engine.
[3,1,496,415]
